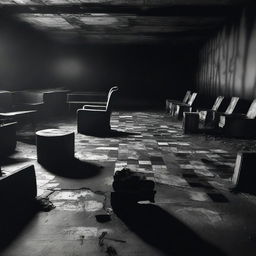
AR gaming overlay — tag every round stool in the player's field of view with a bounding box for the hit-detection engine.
[36,129,74,166]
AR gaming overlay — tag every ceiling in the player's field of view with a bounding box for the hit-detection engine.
[0,0,253,45]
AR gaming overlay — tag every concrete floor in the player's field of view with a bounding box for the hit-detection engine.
[1,111,256,256]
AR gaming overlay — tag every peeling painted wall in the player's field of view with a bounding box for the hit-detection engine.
[197,6,256,100]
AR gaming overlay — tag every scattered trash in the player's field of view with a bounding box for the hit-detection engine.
[106,207,113,214]
[99,231,107,246]
[35,197,55,212]
[106,246,117,256]
[99,231,126,247]
[105,237,126,244]
[95,214,111,223]
[80,235,85,245]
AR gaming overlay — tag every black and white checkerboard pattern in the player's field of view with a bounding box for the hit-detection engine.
[14,112,243,201]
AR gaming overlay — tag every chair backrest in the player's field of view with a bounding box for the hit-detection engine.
[182,90,191,103]
[106,86,119,110]
[225,97,239,115]
[212,96,224,111]
[246,99,256,119]
[187,92,197,106]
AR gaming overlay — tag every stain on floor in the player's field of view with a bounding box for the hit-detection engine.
[50,189,105,212]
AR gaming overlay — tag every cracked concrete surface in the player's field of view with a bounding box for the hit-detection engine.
[1,111,256,256]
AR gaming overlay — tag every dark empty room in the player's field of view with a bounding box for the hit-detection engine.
[1,1,256,256]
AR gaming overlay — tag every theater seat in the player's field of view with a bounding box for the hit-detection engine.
[219,99,256,138]
[205,96,239,128]
[166,90,191,114]
[173,92,198,120]
[197,96,225,125]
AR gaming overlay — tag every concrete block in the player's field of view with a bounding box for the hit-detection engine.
[0,165,37,209]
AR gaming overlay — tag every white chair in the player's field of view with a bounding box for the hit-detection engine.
[77,86,119,134]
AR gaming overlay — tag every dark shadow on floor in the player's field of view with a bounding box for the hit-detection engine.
[16,134,36,145]
[201,127,252,140]
[182,170,229,203]
[42,158,103,179]
[79,129,139,138]
[201,158,234,179]
[111,197,226,256]
[0,201,39,252]
[197,126,222,137]
[1,156,32,165]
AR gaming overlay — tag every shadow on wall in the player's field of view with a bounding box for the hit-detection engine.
[197,4,256,101]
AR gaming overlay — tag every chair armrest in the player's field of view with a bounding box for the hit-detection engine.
[197,109,215,114]
[214,111,232,120]
[83,104,106,110]
[166,99,184,104]
[177,103,190,107]
[217,112,245,118]
[197,106,215,111]
[82,105,107,111]
[224,113,247,119]
[77,108,107,113]
[82,102,107,108]
[197,107,207,111]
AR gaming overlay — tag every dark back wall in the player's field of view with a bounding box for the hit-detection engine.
[0,15,197,108]
[51,44,197,108]
[196,5,256,101]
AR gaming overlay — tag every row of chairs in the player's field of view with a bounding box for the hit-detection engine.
[166,91,256,139]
